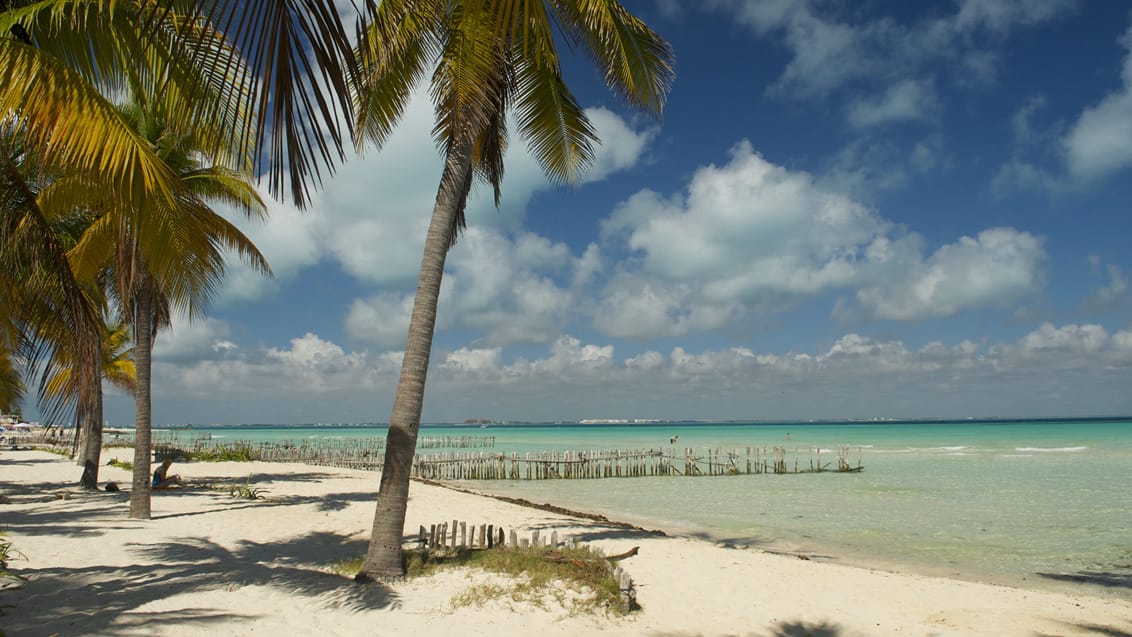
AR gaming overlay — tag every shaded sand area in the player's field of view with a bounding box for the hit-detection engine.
[1,449,1129,636]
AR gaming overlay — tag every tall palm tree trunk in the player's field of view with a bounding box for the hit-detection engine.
[129,275,155,518]
[77,341,104,489]
[358,136,474,581]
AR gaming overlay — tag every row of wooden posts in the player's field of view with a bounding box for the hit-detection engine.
[140,438,864,481]
[138,432,498,451]
[421,520,634,613]
[411,446,864,480]
[130,434,497,465]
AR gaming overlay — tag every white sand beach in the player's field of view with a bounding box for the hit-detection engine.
[1,448,1129,636]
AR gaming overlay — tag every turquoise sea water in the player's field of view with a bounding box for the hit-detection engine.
[164,419,1132,596]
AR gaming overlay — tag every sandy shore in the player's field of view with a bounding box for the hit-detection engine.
[1,448,1129,636]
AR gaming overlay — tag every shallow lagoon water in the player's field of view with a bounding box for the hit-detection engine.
[169,419,1132,596]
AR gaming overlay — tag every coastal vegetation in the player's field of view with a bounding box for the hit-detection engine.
[336,544,626,615]
[1,1,349,503]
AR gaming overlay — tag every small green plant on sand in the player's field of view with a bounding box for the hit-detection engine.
[227,476,267,500]
[1,531,26,583]
[338,545,624,615]
[107,458,133,472]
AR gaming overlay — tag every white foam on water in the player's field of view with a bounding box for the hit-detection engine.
[1014,446,1087,453]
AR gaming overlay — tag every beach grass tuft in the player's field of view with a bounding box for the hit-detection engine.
[199,476,267,499]
[1,530,25,582]
[107,458,133,472]
[226,476,267,500]
[334,545,623,615]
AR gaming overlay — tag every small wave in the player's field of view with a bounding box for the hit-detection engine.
[1014,446,1087,453]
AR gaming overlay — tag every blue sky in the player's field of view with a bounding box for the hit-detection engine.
[65,1,1132,425]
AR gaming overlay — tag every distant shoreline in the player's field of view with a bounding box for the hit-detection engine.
[148,415,1132,430]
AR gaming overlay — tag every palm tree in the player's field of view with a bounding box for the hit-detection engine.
[41,320,137,416]
[0,119,107,487]
[3,1,350,487]
[68,101,271,519]
[352,0,674,579]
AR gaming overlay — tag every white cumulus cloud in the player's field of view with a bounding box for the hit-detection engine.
[853,228,1046,321]
[1063,24,1132,183]
[595,141,1046,337]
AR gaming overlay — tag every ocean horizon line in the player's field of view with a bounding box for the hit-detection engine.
[142,414,1132,430]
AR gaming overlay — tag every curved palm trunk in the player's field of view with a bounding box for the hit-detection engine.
[358,136,475,581]
[77,353,103,490]
[129,275,155,518]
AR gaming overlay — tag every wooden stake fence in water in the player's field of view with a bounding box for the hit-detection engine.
[411,446,863,480]
[149,437,862,481]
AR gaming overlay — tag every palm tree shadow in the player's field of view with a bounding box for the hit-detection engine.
[1036,570,1132,589]
[4,530,396,635]
[150,488,376,520]
[1036,622,1132,637]
[768,621,844,637]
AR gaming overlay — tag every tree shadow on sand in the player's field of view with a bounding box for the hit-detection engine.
[150,487,377,520]
[1,493,141,538]
[768,621,844,637]
[3,530,395,635]
[0,455,62,467]
[186,470,346,484]
[1037,570,1132,589]
[651,622,845,637]
[1035,621,1132,637]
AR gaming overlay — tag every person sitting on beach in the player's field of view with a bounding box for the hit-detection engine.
[152,459,185,490]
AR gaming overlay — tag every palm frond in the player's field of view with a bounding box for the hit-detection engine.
[430,2,508,157]
[172,0,361,207]
[554,0,675,117]
[354,0,442,149]
[0,39,186,212]
[512,54,597,185]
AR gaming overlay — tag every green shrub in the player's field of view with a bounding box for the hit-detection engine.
[188,443,258,462]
